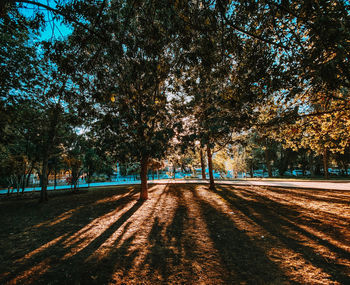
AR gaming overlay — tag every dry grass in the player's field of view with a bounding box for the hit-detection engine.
[0,183,349,284]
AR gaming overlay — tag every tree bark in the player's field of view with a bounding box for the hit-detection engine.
[73,176,77,192]
[140,155,148,200]
[72,168,78,192]
[54,168,57,190]
[25,165,33,187]
[39,103,62,202]
[16,175,21,195]
[200,148,206,179]
[22,166,33,193]
[250,167,254,178]
[323,147,329,179]
[207,146,215,190]
[40,150,49,202]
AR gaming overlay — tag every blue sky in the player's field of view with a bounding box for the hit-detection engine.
[19,0,72,41]
[40,20,72,41]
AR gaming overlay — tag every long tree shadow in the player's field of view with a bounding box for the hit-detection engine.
[0,186,143,284]
[2,187,139,261]
[228,186,350,257]
[146,206,189,279]
[78,183,181,284]
[245,186,350,245]
[2,184,349,284]
[44,221,141,285]
[66,199,144,257]
[210,185,350,284]
[142,185,197,283]
[39,200,144,284]
[259,186,350,206]
[189,185,291,284]
[42,183,165,285]
[0,186,139,234]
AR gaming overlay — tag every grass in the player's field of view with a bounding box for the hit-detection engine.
[0,183,349,284]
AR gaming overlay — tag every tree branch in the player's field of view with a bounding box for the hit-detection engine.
[14,0,106,40]
[215,1,288,50]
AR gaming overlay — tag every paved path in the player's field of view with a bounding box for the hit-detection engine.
[1,179,349,195]
[173,179,350,191]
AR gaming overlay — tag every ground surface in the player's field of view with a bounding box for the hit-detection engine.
[0,184,349,284]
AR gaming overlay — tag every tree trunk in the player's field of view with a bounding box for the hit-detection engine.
[25,165,33,188]
[72,172,77,192]
[39,101,62,202]
[21,167,32,194]
[140,155,148,200]
[54,169,57,190]
[200,148,206,179]
[250,167,254,178]
[21,174,26,194]
[10,177,14,194]
[40,150,49,202]
[323,148,329,179]
[72,168,80,192]
[207,146,215,190]
[20,175,25,193]
[16,175,22,195]
[173,163,176,179]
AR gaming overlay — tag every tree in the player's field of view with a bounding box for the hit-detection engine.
[63,0,184,200]
[0,4,41,102]
[181,15,279,188]
[212,149,230,177]
[262,90,350,179]
[83,147,101,187]
[2,0,349,199]
[62,132,85,191]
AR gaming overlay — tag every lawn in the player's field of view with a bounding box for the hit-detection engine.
[0,184,349,284]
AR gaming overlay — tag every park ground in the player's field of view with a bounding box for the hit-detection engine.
[0,184,349,284]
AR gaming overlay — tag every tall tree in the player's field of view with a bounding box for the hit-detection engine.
[65,0,183,200]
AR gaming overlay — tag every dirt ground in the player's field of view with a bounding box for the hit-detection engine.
[0,183,349,284]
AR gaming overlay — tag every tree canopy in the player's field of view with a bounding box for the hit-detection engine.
[1,0,349,200]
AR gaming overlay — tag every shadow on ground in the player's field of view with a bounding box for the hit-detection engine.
[0,183,349,284]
